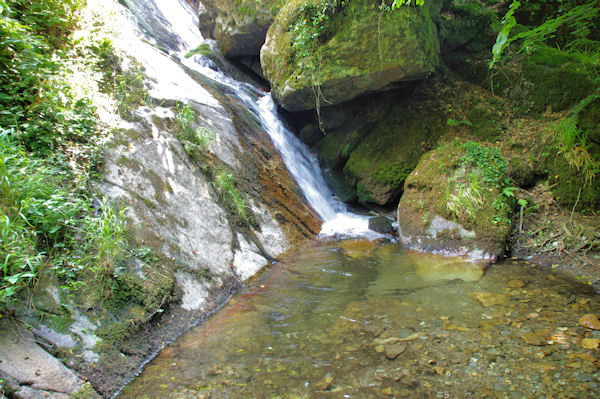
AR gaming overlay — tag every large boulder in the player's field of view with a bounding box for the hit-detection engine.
[199,0,279,57]
[260,0,441,111]
[397,140,513,261]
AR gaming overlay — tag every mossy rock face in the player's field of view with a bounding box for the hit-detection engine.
[545,98,600,211]
[547,150,600,212]
[200,0,280,57]
[397,141,512,261]
[438,0,498,54]
[468,102,505,140]
[260,0,441,111]
[579,96,600,146]
[496,46,599,114]
[522,47,598,113]
[342,100,446,206]
[438,0,498,86]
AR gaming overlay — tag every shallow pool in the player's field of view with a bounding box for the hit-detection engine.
[121,238,600,398]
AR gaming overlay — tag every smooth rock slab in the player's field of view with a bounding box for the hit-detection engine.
[0,320,83,396]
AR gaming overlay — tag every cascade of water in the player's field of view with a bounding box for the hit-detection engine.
[148,0,376,237]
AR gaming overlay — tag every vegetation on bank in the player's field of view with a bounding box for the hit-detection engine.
[0,0,147,311]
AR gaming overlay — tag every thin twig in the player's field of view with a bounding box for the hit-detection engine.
[570,185,582,225]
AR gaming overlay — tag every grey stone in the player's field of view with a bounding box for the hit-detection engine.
[0,320,83,395]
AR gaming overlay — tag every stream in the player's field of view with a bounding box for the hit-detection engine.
[116,0,600,397]
[121,239,600,398]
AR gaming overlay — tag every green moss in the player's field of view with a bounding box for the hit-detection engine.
[44,312,74,334]
[372,162,412,187]
[547,150,600,211]
[317,127,365,169]
[72,382,98,399]
[262,0,441,110]
[520,46,598,113]
[403,141,512,239]
[107,267,173,315]
[468,104,503,140]
[342,100,446,205]
[356,181,373,203]
[96,320,130,345]
[490,44,600,116]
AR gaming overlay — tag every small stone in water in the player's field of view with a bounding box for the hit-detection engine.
[527,312,540,319]
[385,343,407,359]
[381,387,393,396]
[314,375,333,391]
[579,314,600,330]
[508,279,525,288]
[581,338,600,349]
[521,332,548,346]
[366,324,385,337]
[470,292,508,307]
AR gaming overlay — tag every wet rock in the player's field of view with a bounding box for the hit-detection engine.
[366,324,385,337]
[579,314,600,330]
[385,343,407,360]
[508,279,525,288]
[415,257,485,283]
[470,292,508,307]
[369,216,395,235]
[340,238,380,258]
[314,374,333,391]
[581,338,600,349]
[521,332,549,346]
[397,329,415,339]
[381,387,393,396]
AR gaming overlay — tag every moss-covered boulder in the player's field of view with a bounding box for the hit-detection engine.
[260,0,441,111]
[397,140,513,261]
[343,99,446,205]
[542,96,600,211]
[495,45,599,114]
[199,0,279,57]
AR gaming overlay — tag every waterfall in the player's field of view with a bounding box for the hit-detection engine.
[132,0,376,237]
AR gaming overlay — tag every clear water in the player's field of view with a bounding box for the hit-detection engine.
[121,239,600,398]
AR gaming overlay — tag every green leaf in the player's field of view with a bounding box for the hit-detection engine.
[5,274,21,284]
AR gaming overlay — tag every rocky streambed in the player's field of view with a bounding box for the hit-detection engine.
[121,239,600,398]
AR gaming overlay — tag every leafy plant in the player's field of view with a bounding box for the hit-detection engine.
[548,113,599,187]
[447,118,473,127]
[212,172,249,224]
[490,0,600,68]
[82,201,127,281]
[460,141,510,190]
[0,129,132,308]
[445,141,516,226]
[446,178,484,222]
[176,102,215,154]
